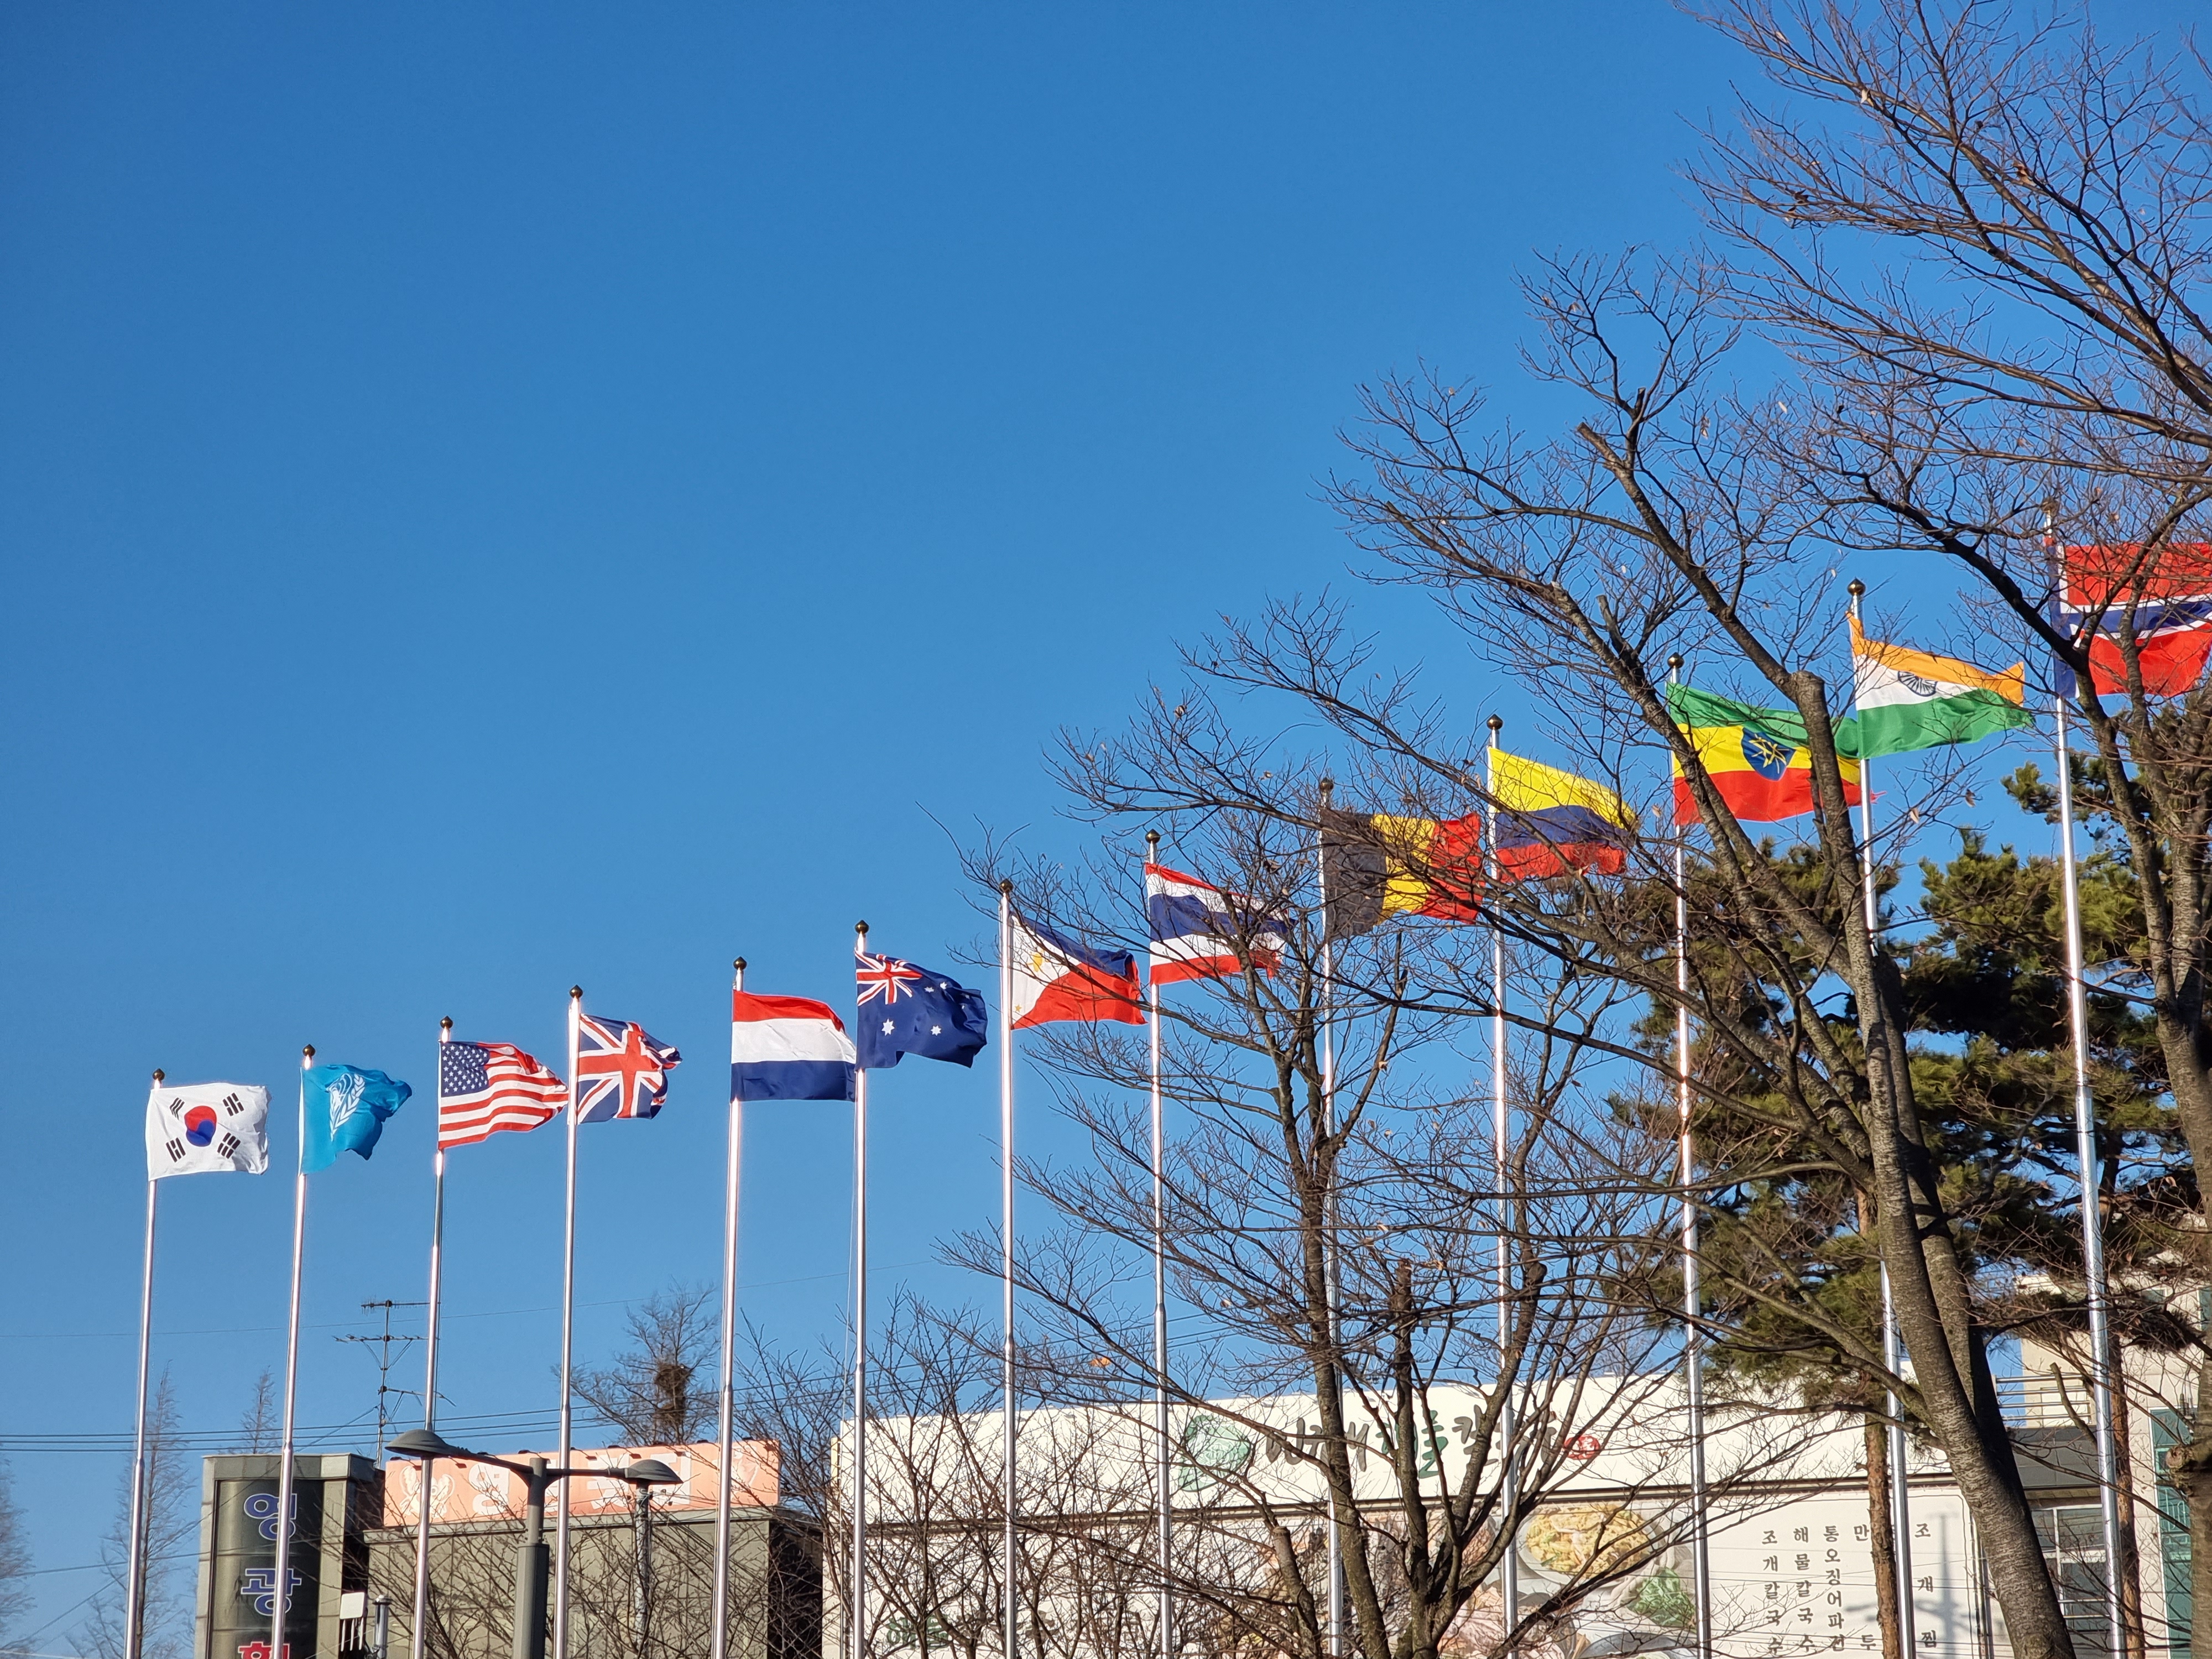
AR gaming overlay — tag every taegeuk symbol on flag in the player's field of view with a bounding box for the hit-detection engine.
[144,1081,271,1178]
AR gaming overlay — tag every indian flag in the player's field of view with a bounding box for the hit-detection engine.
[1845,617,2034,759]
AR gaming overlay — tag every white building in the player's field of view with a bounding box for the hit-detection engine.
[832,1343,2184,1659]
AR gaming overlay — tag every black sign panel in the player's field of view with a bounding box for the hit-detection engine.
[207,1478,324,1659]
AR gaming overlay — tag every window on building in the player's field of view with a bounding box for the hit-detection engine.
[2036,1504,2115,1657]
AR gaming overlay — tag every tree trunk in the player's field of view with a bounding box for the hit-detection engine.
[1866,1415,1905,1659]
[2108,1343,2146,1659]
[1794,679,2078,1659]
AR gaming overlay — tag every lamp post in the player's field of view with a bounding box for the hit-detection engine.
[387,1432,681,1659]
[628,1460,679,1659]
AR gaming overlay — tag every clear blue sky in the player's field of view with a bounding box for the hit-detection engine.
[1,2,2187,1641]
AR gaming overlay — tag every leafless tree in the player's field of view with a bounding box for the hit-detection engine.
[236,1369,280,1455]
[576,1285,719,1446]
[82,1370,192,1659]
[368,1469,799,1659]
[940,815,1834,1659]
[0,1455,30,1658]
[1678,4,2212,1653]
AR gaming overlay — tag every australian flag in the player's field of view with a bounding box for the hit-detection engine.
[854,949,989,1070]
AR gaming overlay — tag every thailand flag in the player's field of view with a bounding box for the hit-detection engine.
[1145,862,1286,984]
[731,991,857,1102]
[2061,541,2212,696]
[1010,912,1145,1026]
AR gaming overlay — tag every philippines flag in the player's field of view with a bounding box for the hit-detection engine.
[2060,542,2212,696]
[1009,912,1144,1026]
[731,991,857,1102]
[573,1014,682,1123]
[1145,862,1287,985]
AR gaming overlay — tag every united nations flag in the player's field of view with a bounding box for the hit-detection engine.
[300,1063,412,1172]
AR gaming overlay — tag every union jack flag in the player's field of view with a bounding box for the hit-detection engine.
[855,952,924,1005]
[573,1014,682,1123]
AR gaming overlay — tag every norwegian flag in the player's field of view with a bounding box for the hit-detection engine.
[439,1040,566,1149]
[2060,541,2212,695]
[573,1014,682,1123]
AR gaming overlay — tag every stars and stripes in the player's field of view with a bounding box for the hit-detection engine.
[574,1014,682,1123]
[437,1040,566,1149]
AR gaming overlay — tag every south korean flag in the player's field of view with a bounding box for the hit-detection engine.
[144,1081,271,1178]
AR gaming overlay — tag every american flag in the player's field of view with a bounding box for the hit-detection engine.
[438,1041,566,1149]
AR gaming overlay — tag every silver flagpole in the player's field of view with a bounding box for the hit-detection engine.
[2051,578,2127,1657]
[1485,719,1518,1639]
[1314,784,1343,1659]
[853,922,872,1659]
[1144,833,1172,1659]
[712,959,748,1659]
[555,987,582,1659]
[124,1072,163,1659]
[1878,1264,1917,1652]
[1846,583,1918,1655]
[271,1047,314,1659]
[411,1022,452,1659]
[998,884,1019,1659]
[1666,658,1713,1659]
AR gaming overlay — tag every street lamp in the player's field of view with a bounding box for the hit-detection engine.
[623,1460,681,1658]
[387,1433,681,1659]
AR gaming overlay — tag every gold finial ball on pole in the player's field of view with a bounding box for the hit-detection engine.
[1668,653,1684,671]
[440,1016,452,1033]
[1848,578,1866,598]
[1145,830,1160,849]
[302,1045,316,1060]
[734,957,747,973]
[999,878,1013,896]
[1487,714,1503,735]
[855,921,870,941]
[570,986,582,1000]
[152,1068,164,1083]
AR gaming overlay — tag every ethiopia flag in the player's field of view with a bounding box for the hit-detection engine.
[1841,617,2033,758]
[1668,684,1862,826]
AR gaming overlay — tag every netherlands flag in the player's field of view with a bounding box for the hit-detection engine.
[1010,912,1145,1026]
[1145,862,1287,985]
[730,990,857,1102]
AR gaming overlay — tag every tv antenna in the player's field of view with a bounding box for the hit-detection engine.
[336,1299,426,1461]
